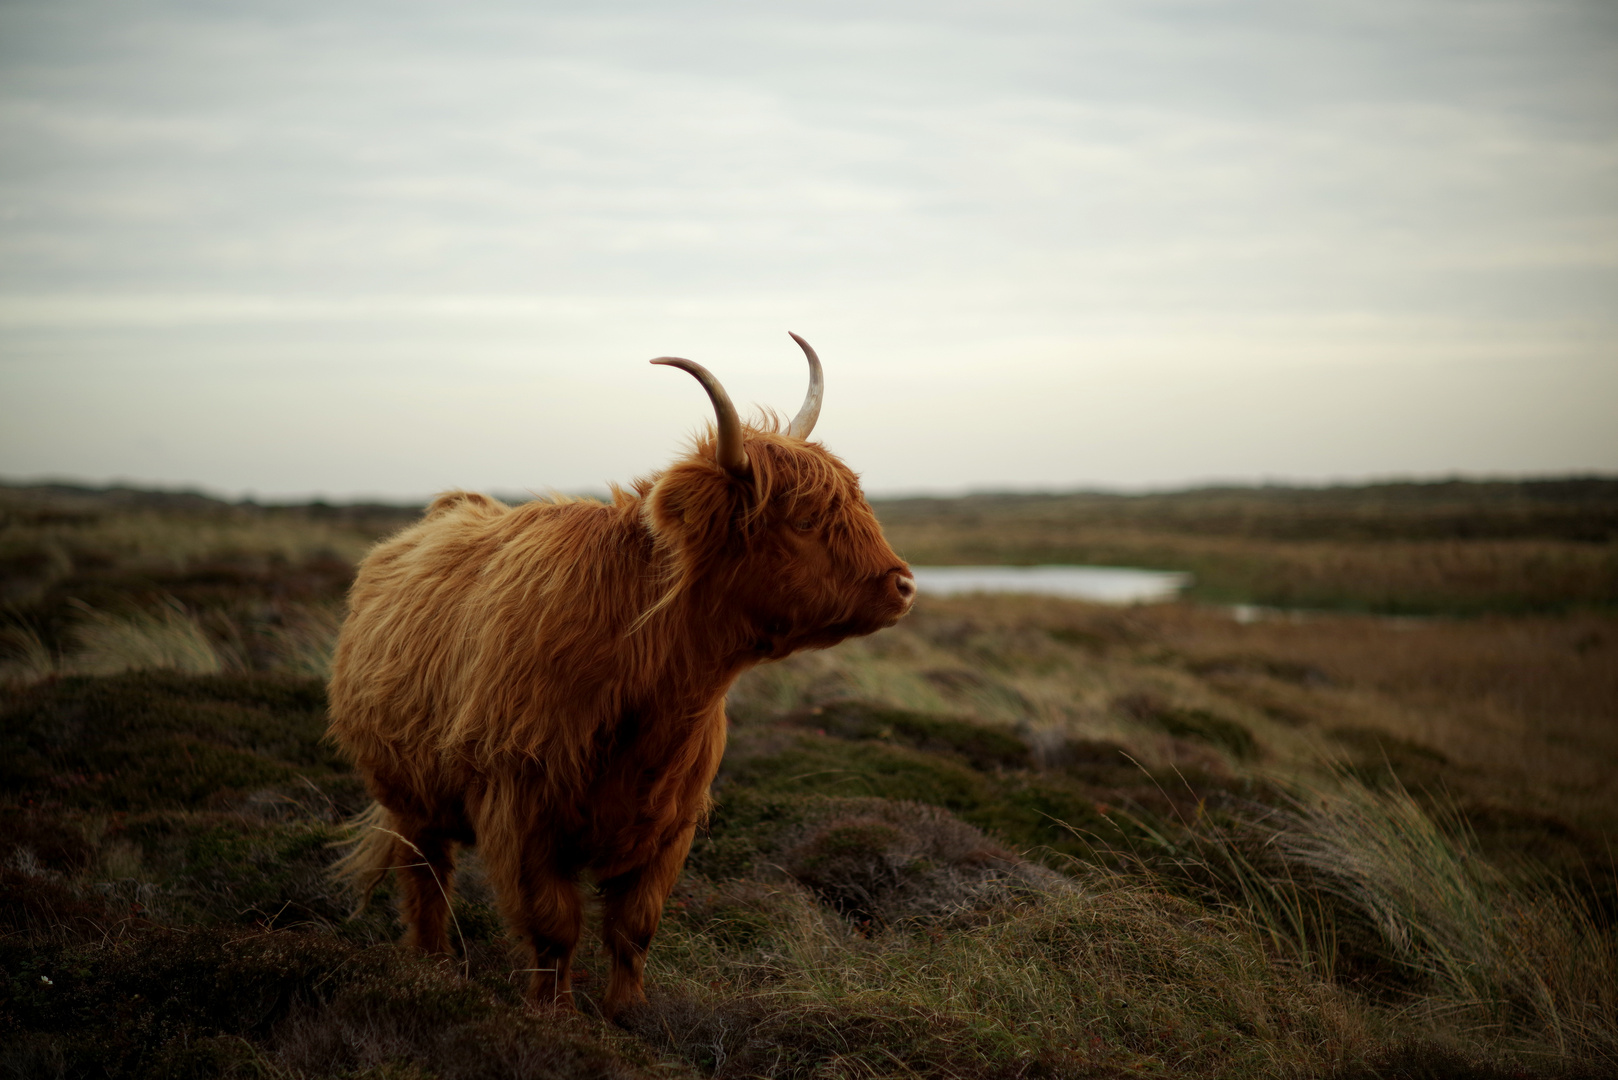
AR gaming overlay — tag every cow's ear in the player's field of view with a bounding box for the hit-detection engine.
[645,461,743,553]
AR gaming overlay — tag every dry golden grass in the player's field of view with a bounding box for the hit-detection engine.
[1128,602,1618,831]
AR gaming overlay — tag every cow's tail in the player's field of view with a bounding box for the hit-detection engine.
[329,801,397,916]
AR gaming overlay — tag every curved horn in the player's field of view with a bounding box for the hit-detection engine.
[786,332,823,439]
[650,357,748,474]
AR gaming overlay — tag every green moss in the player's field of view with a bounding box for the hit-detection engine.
[685,791,821,880]
[666,880,813,951]
[720,732,993,811]
[961,772,1116,860]
[720,741,1186,874]
[791,700,1032,770]
[716,724,1171,864]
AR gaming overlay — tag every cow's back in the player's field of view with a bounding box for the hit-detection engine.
[328,491,631,795]
[328,492,510,772]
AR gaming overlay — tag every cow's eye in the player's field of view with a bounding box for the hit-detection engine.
[792,518,817,533]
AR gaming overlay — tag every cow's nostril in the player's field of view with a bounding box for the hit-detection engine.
[894,574,916,602]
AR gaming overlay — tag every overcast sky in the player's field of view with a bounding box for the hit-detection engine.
[1,0,1614,500]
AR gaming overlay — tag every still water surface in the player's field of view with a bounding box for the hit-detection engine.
[909,565,1191,604]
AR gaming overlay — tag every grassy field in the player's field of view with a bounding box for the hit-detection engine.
[2,479,1615,1079]
[877,479,1618,614]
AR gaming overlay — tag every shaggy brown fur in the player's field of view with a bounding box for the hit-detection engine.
[327,423,913,1018]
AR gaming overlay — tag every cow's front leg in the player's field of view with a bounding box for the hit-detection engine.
[596,825,695,1019]
[475,800,584,1011]
[516,869,584,1009]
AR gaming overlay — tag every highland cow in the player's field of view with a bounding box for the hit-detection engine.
[327,334,915,1018]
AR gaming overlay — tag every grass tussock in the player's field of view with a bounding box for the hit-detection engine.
[1265,784,1618,1059]
[65,597,234,676]
[1087,781,1618,1066]
[640,875,1372,1079]
[0,595,350,688]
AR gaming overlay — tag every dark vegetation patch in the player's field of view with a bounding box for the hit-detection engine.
[1460,803,1618,920]
[0,662,662,1078]
[1329,725,1451,792]
[0,547,358,665]
[1037,737,1147,786]
[0,671,353,811]
[0,804,99,871]
[0,483,414,664]
[1114,693,1259,761]
[780,699,1032,770]
[0,850,128,941]
[1186,653,1333,686]
[716,726,1118,860]
[625,994,1120,1080]
[1328,1039,1611,1080]
[1045,625,1117,651]
[716,709,1247,865]
[685,793,1062,927]
[0,929,654,1080]
[873,478,1618,546]
[115,813,354,928]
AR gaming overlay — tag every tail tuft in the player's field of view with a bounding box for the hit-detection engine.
[329,801,396,916]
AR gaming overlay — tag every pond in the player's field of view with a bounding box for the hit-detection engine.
[908,565,1192,604]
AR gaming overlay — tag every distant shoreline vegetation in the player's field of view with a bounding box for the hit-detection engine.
[873,477,1618,615]
[4,475,1616,615]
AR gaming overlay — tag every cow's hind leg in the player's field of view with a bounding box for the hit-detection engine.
[385,817,461,956]
[597,826,695,1020]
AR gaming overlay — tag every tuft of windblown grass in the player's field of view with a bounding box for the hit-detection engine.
[1271,781,1618,1063]
[1112,777,1618,1067]
[64,598,234,676]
